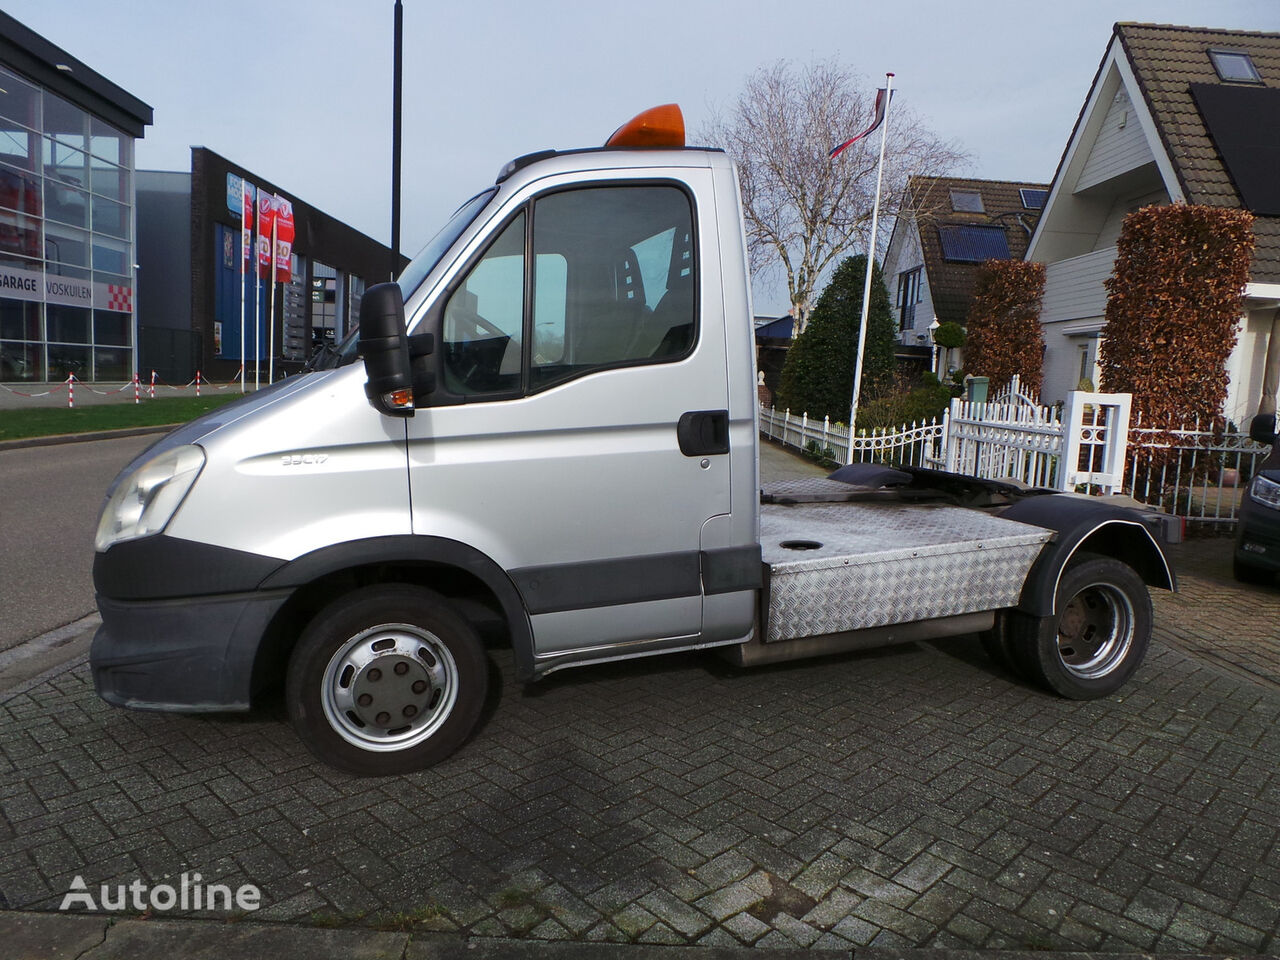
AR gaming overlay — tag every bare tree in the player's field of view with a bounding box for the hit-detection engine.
[702,60,966,334]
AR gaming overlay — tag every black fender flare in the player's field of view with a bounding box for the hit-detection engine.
[259,535,536,680]
[999,496,1177,617]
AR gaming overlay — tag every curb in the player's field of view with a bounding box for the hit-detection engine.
[1,911,1272,960]
[0,425,177,453]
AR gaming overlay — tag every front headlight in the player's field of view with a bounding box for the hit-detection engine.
[95,445,206,552]
[1250,474,1280,510]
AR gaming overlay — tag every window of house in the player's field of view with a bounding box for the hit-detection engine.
[1209,49,1262,83]
[949,189,985,213]
[441,184,696,398]
[896,267,922,331]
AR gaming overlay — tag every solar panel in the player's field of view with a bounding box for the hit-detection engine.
[1020,188,1048,210]
[1191,82,1280,216]
[937,225,1010,262]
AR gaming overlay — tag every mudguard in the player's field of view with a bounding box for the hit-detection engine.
[998,495,1176,616]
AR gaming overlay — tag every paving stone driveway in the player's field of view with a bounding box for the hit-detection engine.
[1,537,1278,952]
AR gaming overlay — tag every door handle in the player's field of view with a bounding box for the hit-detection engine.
[677,410,729,457]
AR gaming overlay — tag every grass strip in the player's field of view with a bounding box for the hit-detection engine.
[0,394,244,441]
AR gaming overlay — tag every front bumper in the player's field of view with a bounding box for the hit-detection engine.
[1236,492,1280,572]
[91,590,290,711]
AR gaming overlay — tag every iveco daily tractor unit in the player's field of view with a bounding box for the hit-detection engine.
[91,106,1175,775]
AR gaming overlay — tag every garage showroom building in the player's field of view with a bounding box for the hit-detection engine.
[0,11,151,383]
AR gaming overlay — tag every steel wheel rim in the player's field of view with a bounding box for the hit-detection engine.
[321,623,459,752]
[1056,581,1134,680]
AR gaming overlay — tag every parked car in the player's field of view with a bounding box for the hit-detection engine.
[1234,413,1280,584]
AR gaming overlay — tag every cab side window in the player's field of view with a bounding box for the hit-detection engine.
[531,185,695,391]
[439,185,695,399]
[442,212,525,396]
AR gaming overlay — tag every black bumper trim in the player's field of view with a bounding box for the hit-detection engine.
[91,589,290,711]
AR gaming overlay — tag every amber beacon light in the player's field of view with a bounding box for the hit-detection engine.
[605,104,685,148]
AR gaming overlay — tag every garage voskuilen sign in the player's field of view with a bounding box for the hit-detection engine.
[0,262,130,311]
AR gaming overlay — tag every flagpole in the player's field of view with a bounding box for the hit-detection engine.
[847,72,894,463]
[239,190,246,395]
[268,208,277,385]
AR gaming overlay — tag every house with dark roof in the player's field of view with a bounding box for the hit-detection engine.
[881,176,1048,374]
[1028,22,1280,420]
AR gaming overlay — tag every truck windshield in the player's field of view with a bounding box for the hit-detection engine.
[316,189,495,370]
[396,189,495,301]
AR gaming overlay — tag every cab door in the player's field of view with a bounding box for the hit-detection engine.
[406,172,731,659]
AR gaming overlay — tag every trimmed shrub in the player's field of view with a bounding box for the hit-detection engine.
[776,255,896,423]
[1099,204,1254,429]
[964,260,1046,394]
[933,321,966,349]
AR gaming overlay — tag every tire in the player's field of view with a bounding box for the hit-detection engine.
[286,584,489,776]
[1233,554,1274,585]
[1008,553,1152,700]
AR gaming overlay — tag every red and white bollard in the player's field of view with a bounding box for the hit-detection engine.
[195,371,202,398]
[66,373,74,409]
[149,370,156,400]
[133,372,140,404]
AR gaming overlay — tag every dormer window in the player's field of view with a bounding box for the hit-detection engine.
[949,189,985,213]
[1209,49,1262,83]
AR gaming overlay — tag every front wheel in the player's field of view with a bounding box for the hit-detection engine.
[1008,553,1152,700]
[286,584,489,776]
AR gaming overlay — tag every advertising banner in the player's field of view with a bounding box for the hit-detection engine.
[227,173,243,217]
[242,180,255,270]
[257,191,275,279]
[274,196,294,283]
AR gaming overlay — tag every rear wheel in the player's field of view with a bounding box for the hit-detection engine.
[1009,554,1151,700]
[286,584,488,776]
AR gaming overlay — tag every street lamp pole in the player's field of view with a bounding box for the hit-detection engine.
[391,0,403,279]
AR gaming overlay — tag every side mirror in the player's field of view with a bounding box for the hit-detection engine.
[358,282,414,417]
[1250,412,1277,446]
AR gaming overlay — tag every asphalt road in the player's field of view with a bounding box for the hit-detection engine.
[0,435,155,650]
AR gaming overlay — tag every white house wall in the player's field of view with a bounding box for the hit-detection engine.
[1041,247,1117,325]
[882,214,937,345]
[1075,87,1157,193]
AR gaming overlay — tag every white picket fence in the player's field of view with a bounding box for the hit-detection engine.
[758,406,942,468]
[761,380,1270,524]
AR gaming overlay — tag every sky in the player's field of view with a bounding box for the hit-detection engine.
[5,0,1275,315]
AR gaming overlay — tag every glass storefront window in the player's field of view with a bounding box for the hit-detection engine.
[89,118,131,167]
[93,310,130,346]
[46,342,90,379]
[0,207,41,259]
[0,121,39,172]
[90,158,128,201]
[0,68,40,131]
[45,181,89,228]
[93,346,129,380]
[43,138,89,191]
[92,194,128,239]
[0,162,42,215]
[0,299,40,340]
[43,92,88,153]
[92,234,129,275]
[47,304,91,344]
[0,340,43,381]
[44,222,89,268]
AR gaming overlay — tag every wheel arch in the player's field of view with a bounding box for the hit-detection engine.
[1000,498,1176,617]
[251,536,534,697]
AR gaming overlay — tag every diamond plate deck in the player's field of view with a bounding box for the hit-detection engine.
[761,501,1052,642]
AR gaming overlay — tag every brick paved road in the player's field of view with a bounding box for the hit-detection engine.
[1,486,1278,951]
